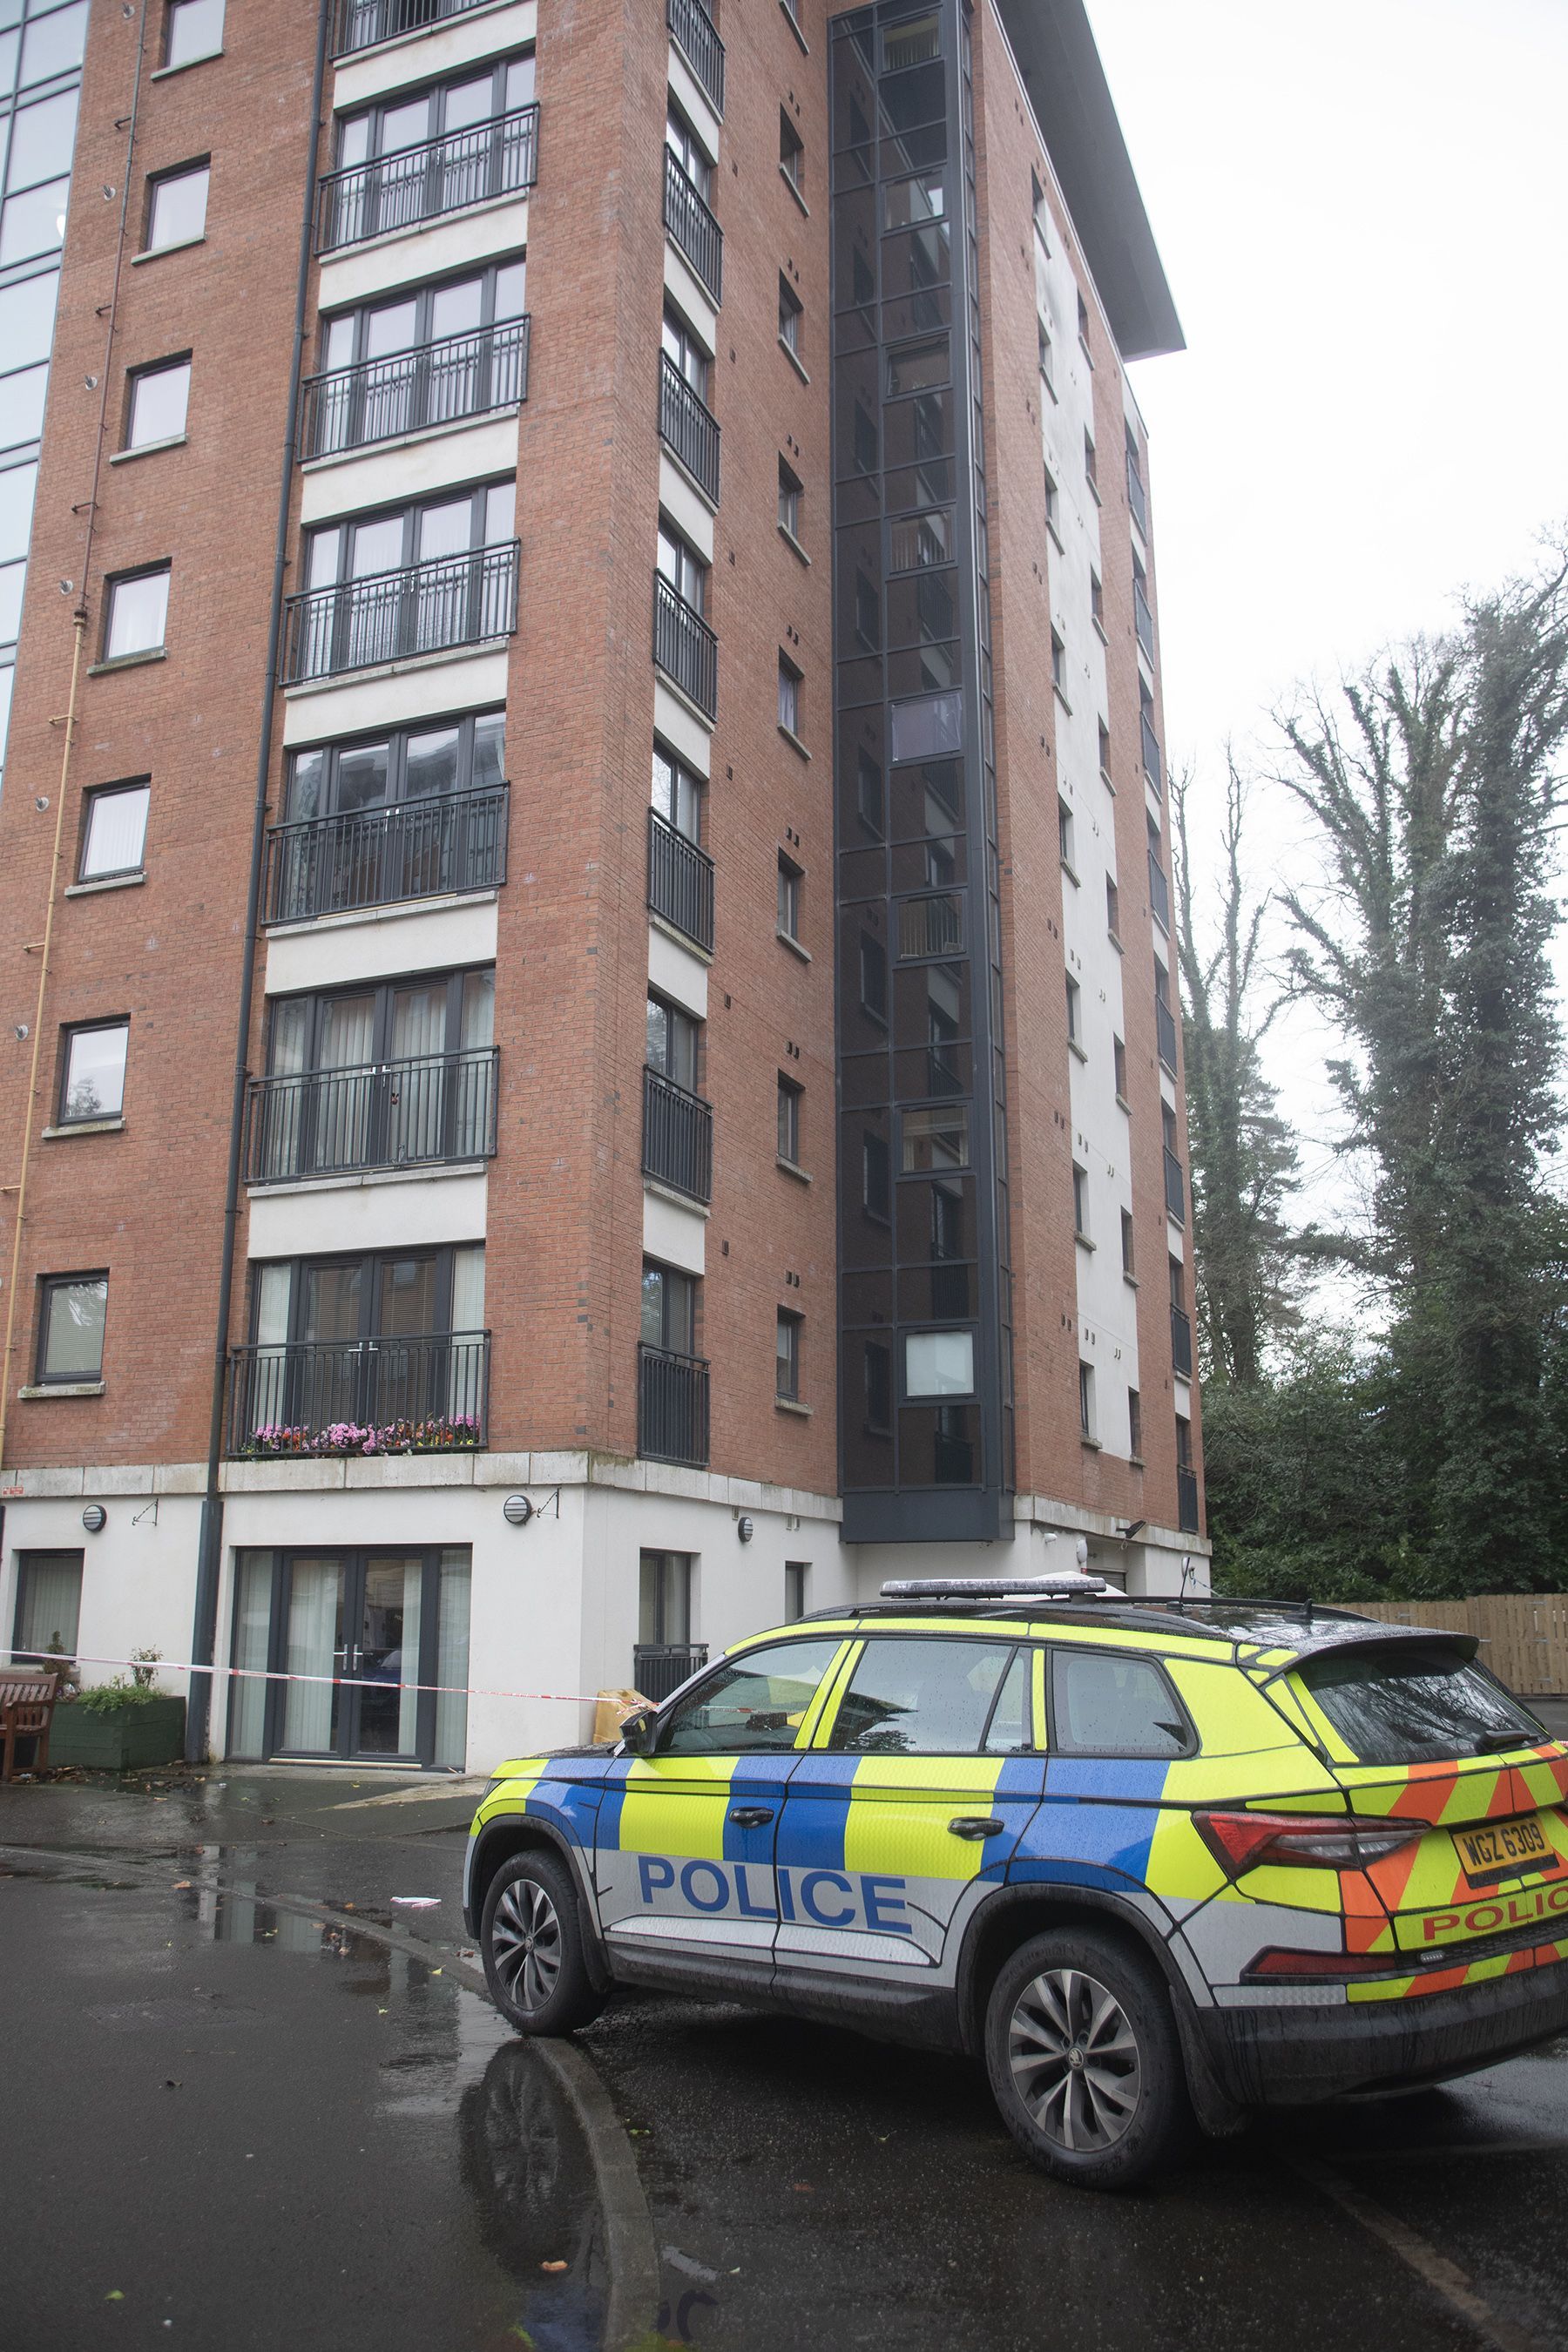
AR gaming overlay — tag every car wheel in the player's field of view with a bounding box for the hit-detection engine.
[984,1927,1190,2189]
[481,1850,606,2037]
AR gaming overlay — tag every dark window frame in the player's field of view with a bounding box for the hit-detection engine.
[11,1549,84,1666]
[77,778,152,882]
[247,1243,482,1350]
[285,706,504,826]
[775,1306,801,1402]
[640,1256,698,1356]
[264,964,493,1077]
[142,157,211,253]
[123,352,193,451]
[335,50,535,168]
[303,475,514,587]
[100,562,172,661]
[36,1270,109,1384]
[821,1631,1042,1759]
[777,1072,801,1166]
[57,1017,130,1125]
[1045,1643,1198,1760]
[318,253,528,374]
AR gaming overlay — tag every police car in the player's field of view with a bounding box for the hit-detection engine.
[464,1577,1568,2187]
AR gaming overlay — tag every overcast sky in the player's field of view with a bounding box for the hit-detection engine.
[1082,0,1568,1227]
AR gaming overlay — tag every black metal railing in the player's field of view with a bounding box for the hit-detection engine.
[664,148,722,303]
[639,1342,710,1467]
[226,1330,490,1455]
[333,0,491,57]
[653,571,717,718]
[246,1047,498,1186]
[1141,707,1163,794]
[647,809,714,951]
[632,1641,710,1703]
[1164,1146,1186,1225]
[318,105,539,253]
[1155,996,1178,1074]
[1126,454,1149,537]
[1177,1463,1200,1534]
[265,784,510,925]
[1148,848,1170,933]
[1133,578,1155,662]
[643,1065,713,1202]
[301,318,530,460]
[659,352,720,504]
[280,542,519,685]
[1171,1303,1193,1380]
[666,0,724,114]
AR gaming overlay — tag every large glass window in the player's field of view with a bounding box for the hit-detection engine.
[145,159,208,251]
[658,1639,840,1755]
[640,1259,695,1355]
[304,478,513,588]
[286,707,504,826]
[651,740,701,843]
[335,52,534,169]
[638,1550,691,1647]
[645,992,699,1092]
[19,3,86,87]
[319,254,526,374]
[828,1636,1020,1754]
[37,1271,107,1382]
[59,1018,128,1122]
[1295,1645,1542,1766]
[656,518,706,613]
[79,781,150,877]
[1051,1650,1190,1759]
[665,101,710,200]
[12,1551,83,1666]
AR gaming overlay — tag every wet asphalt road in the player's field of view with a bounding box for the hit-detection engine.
[3,1736,1568,2352]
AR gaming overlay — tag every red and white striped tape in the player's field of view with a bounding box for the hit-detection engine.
[50,1654,607,1705]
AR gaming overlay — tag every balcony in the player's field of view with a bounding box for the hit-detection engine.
[666,0,724,115]
[639,1342,710,1467]
[1164,1145,1186,1225]
[632,1641,710,1704]
[1126,453,1149,538]
[643,1065,713,1202]
[1177,1463,1200,1534]
[318,105,539,254]
[301,318,530,461]
[246,1047,499,1186]
[659,352,720,504]
[653,571,717,720]
[648,808,714,952]
[1140,707,1163,794]
[1133,578,1155,663]
[1171,1302,1193,1381]
[333,0,492,57]
[1155,995,1178,1074]
[664,148,722,304]
[265,783,509,926]
[1147,848,1170,934]
[226,1330,490,1456]
[280,541,519,686]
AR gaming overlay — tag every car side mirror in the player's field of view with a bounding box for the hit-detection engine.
[619,1707,658,1755]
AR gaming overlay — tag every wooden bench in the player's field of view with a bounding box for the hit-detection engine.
[0,1669,63,1782]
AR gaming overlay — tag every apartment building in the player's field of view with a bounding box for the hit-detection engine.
[0,0,1205,1774]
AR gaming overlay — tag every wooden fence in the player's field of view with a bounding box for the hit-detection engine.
[1352,1596,1568,1695]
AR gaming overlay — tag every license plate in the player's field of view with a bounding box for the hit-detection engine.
[1455,1815,1551,1883]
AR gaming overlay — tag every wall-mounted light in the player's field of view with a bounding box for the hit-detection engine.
[502,1494,534,1528]
[737,1516,755,1544]
[82,1504,107,1535]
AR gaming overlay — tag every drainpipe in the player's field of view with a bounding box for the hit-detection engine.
[186,0,332,1763]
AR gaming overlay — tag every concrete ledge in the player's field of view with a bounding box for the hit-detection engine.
[17,1382,105,1402]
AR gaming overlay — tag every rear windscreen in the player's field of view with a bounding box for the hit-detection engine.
[1296,1644,1543,1765]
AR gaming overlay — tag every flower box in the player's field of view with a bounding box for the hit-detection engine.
[50,1696,186,1771]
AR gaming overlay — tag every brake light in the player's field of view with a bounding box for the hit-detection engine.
[1194,1809,1428,1877]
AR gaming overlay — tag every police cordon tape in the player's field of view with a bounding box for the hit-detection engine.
[49,1654,609,1706]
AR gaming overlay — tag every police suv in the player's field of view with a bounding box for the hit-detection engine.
[464,1578,1568,2187]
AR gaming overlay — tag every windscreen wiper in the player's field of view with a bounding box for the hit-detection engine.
[1471,1728,1536,1754]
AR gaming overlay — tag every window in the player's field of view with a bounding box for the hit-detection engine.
[125,357,190,451]
[862,1129,890,1221]
[1176,1410,1193,1470]
[1127,1387,1142,1461]
[79,781,149,879]
[1294,1645,1542,1768]
[860,930,887,1022]
[902,1103,967,1173]
[784,1562,808,1623]
[266,968,494,1081]
[661,303,710,400]
[1077,288,1092,349]
[777,1074,801,1165]
[775,1308,801,1402]
[906,1330,974,1398]
[164,0,225,70]
[1051,628,1067,694]
[658,1638,841,1757]
[780,110,803,196]
[1031,169,1050,247]
[777,659,801,740]
[1071,1163,1089,1241]
[286,708,504,824]
[12,1551,84,1667]
[641,1259,697,1355]
[19,3,88,91]
[1120,1208,1136,1277]
[1105,874,1120,943]
[778,458,801,540]
[864,1339,892,1432]
[145,161,209,253]
[1090,570,1105,631]
[1058,795,1075,873]
[321,257,528,378]
[339,52,535,172]
[1043,465,1059,536]
[778,276,802,359]
[828,1637,1024,1755]
[1084,429,1098,495]
[1098,718,1112,780]
[1078,1359,1095,1440]
[306,479,515,595]
[657,518,706,613]
[37,1273,108,1383]
[646,992,700,1092]
[652,741,701,844]
[857,749,884,836]
[59,1020,129,1124]
[1037,317,1053,393]
[639,1550,692,1647]
[103,565,170,660]
[777,852,801,939]
[666,101,711,200]
[1052,1649,1189,1757]
[1113,1034,1128,1105]
[1064,971,1080,1047]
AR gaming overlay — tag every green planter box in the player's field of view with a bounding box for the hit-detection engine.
[50,1696,186,1771]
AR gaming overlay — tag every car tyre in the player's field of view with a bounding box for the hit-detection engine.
[482,1850,606,2037]
[984,1927,1191,2189]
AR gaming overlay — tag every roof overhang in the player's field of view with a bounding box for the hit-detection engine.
[993,0,1185,362]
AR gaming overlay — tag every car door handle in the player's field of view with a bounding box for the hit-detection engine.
[727,1807,774,1828]
[948,1816,1004,1841]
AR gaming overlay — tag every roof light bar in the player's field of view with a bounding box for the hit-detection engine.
[879,1574,1112,1601]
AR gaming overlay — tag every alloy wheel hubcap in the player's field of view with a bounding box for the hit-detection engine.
[490,1878,564,2013]
[1007,1967,1141,2153]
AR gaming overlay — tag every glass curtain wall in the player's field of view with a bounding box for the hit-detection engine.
[0,0,86,793]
